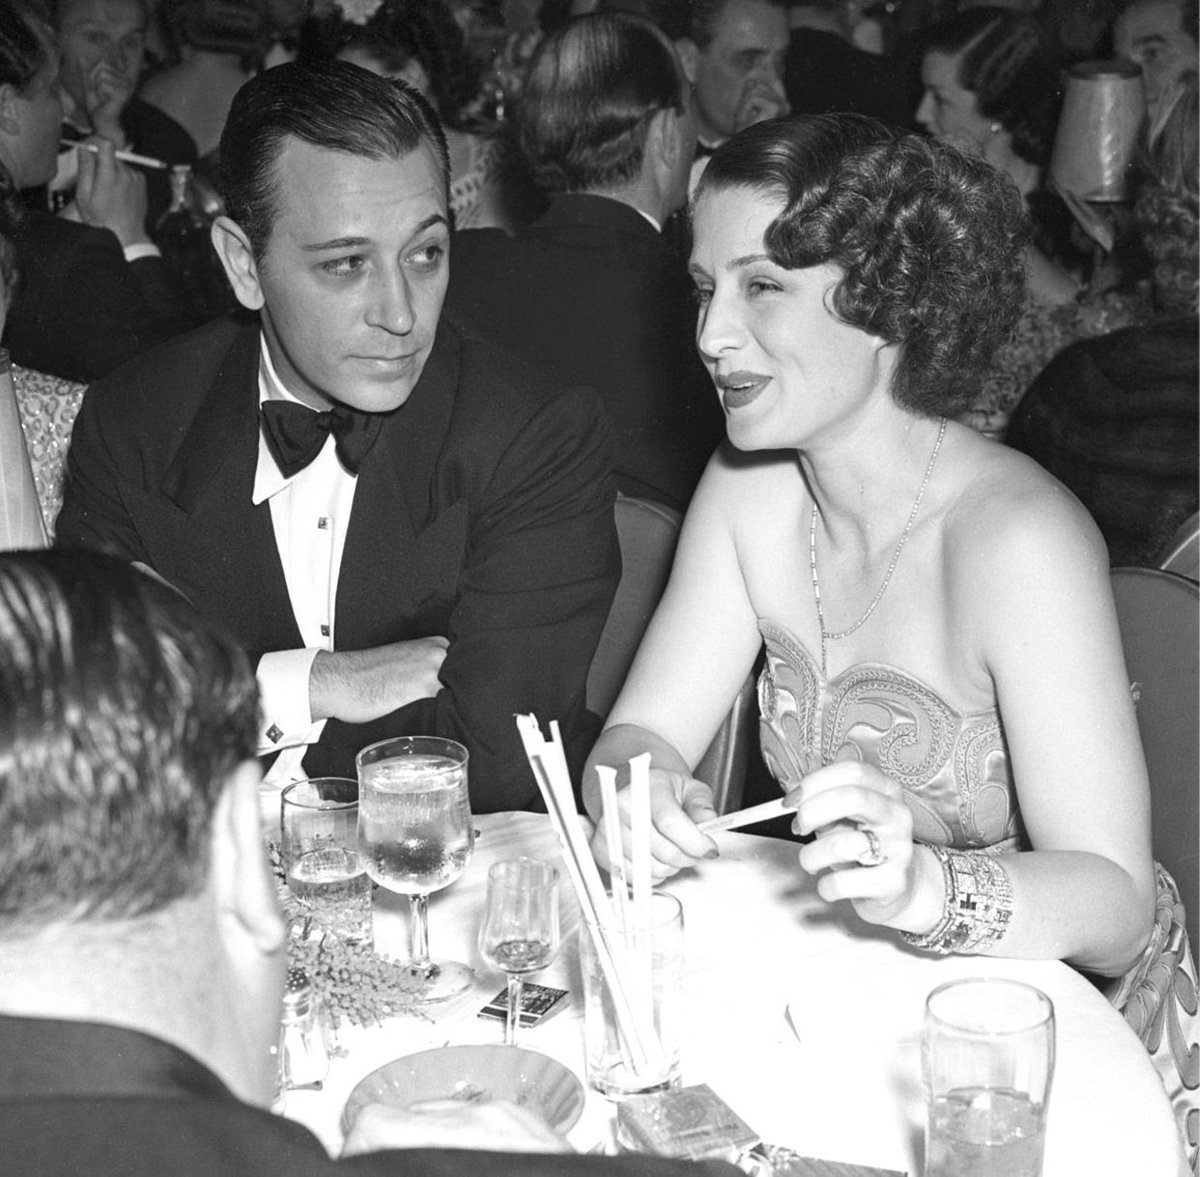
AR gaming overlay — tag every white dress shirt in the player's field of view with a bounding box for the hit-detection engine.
[253,337,359,790]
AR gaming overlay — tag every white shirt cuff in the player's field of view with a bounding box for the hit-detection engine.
[257,647,324,753]
[123,242,162,263]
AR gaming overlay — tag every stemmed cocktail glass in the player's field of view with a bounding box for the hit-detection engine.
[478,858,560,1044]
[356,736,474,1003]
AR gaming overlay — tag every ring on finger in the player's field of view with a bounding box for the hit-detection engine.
[856,827,888,867]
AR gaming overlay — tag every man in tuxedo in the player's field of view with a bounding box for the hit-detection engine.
[0,549,740,1177]
[641,0,790,179]
[446,12,725,512]
[57,59,620,811]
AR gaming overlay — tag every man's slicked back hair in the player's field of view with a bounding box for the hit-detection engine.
[218,57,449,262]
[517,12,687,195]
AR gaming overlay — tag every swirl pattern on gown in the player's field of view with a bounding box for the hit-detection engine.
[757,619,1024,852]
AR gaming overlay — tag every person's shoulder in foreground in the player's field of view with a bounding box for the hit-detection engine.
[0,549,732,1177]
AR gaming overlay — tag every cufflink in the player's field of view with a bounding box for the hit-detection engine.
[267,723,284,744]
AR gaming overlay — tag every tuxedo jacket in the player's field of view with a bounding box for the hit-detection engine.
[4,208,195,383]
[0,1016,739,1177]
[783,29,916,128]
[446,195,725,512]
[56,314,620,811]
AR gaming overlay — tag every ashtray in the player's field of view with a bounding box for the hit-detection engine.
[341,1044,585,1136]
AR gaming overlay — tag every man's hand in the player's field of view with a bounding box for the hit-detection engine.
[341,1098,572,1156]
[733,79,790,133]
[310,636,449,724]
[71,139,149,249]
[83,60,134,143]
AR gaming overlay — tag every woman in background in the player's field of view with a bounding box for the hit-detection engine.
[140,0,268,167]
[0,0,192,383]
[1007,72,1199,568]
[914,8,1109,438]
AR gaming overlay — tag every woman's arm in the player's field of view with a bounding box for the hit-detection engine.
[971,475,1156,975]
[584,451,766,877]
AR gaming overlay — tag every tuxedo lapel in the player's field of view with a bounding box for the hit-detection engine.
[150,324,302,653]
[335,323,464,650]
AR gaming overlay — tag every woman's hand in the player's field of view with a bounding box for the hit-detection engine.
[72,138,149,249]
[792,760,941,931]
[588,768,719,883]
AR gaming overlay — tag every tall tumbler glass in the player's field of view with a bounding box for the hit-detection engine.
[922,977,1055,1177]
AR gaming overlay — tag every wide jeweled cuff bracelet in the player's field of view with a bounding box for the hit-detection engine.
[899,844,1013,955]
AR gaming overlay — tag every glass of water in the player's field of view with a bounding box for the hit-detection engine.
[356,736,474,1003]
[280,777,373,948]
[922,977,1055,1177]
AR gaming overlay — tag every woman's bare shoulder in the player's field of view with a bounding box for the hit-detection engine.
[942,432,1108,582]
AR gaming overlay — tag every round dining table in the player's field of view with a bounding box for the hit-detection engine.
[277,810,1187,1176]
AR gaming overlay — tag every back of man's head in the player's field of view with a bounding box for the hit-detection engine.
[629,0,729,46]
[218,57,449,261]
[517,12,688,195]
[0,551,258,929]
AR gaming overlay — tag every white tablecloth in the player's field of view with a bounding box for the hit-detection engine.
[279,811,1186,1176]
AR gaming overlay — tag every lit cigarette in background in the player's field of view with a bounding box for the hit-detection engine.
[63,141,169,170]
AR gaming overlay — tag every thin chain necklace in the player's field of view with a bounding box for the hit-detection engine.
[809,417,947,677]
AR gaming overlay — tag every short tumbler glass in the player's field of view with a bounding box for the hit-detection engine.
[280,777,373,948]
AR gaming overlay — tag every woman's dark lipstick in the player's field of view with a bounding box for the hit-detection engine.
[716,371,770,410]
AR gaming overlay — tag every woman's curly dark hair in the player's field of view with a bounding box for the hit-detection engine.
[923,9,1064,168]
[696,113,1029,417]
[299,0,480,129]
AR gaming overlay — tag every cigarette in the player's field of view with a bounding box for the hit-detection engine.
[65,141,169,170]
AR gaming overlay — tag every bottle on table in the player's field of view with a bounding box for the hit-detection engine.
[153,164,233,322]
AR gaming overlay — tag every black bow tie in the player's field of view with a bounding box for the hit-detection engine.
[260,400,384,479]
[694,140,721,160]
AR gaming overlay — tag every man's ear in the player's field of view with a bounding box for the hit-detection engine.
[211,216,266,312]
[645,108,681,195]
[0,83,21,137]
[675,37,700,85]
[210,759,286,959]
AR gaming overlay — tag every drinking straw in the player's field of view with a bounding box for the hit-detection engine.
[596,765,631,933]
[628,752,655,1037]
[515,715,663,1073]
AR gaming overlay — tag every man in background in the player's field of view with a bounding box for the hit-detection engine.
[783,0,913,126]
[1113,0,1198,120]
[0,549,742,1177]
[50,0,197,226]
[643,0,790,176]
[447,12,725,511]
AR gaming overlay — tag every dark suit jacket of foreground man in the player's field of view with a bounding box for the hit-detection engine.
[0,1016,740,1177]
[447,195,725,513]
[56,313,620,810]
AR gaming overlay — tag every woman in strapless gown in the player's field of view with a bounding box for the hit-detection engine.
[582,113,1158,983]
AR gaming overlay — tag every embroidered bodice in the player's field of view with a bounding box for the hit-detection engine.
[757,619,1025,852]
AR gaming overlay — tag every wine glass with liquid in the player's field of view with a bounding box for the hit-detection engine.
[477,858,560,1045]
[356,736,474,1003]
